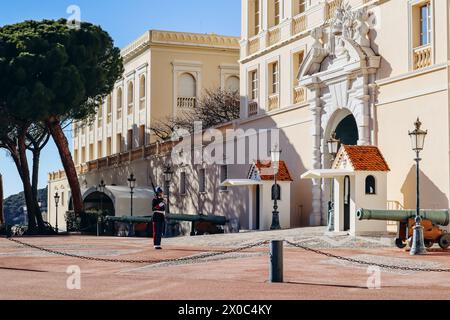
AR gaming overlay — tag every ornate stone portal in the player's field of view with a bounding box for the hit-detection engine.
[298,5,381,226]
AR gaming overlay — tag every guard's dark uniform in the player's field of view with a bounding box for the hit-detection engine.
[152,197,166,248]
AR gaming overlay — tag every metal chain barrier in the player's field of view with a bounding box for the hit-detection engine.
[6,237,269,265]
[285,240,450,273]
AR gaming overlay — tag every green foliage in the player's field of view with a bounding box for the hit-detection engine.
[3,187,47,225]
[65,210,105,233]
[0,19,123,122]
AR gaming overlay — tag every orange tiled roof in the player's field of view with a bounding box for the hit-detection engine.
[341,145,390,172]
[254,160,293,181]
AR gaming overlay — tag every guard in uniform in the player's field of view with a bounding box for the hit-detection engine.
[152,187,166,250]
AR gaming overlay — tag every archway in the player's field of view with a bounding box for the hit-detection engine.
[335,114,359,146]
[83,192,115,216]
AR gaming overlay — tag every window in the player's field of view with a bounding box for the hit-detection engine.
[178,73,197,109]
[250,70,258,100]
[271,184,281,201]
[295,0,306,15]
[220,165,228,191]
[274,0,280,25]
[127,81,134,115]
[106,95,112,123]
[180,172,187,195]
[127,129,133,151]
[255,0,260,35]
[420,2,431,46]
[97,141,103,159]
[107,137,112,156]
[117,134,123,153]
[293,51,304,86]
[225,76,240,93]
[365,175,376,195]
[97,103,103,127]
[199,168,206,193]
[270,62,279,94]
[139,125,145,147]
[117,88,123,119]
[139,75,146,110]
[89,144,94,161]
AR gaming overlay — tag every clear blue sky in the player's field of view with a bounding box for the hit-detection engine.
[0,0,241,198]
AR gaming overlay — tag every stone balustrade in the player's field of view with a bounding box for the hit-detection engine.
[413,45,432,70]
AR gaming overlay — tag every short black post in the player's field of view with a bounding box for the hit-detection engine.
[269,240,284,283]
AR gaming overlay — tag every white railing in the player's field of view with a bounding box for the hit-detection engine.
[292,14,307,35]
[293,86,307,104]
[177,97,196,109]
[268,94,279,111]
[248,36,260,55]
[248,101,258,117]
[413,44,432,70]
[268,26,281,46]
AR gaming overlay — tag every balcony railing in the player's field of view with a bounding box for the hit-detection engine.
[268,94,279,111]
[177,97,196,109]
[325,0,343,21]
[128,103,134,115]
[248,101,258,117]
[107,113,112,124]
[293,86,307,104]
[413,44,432,70]
[268,26,281,47]
[248,36,260,55]
[292,14,307,35]
[139,97,145,110]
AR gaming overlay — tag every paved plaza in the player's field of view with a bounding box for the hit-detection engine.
[1,228,450,300]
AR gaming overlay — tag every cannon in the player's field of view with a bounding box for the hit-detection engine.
[357,209,450,249]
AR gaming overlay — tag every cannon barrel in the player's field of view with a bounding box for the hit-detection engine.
[357,209,450,227]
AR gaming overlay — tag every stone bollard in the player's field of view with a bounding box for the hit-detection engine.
[269,240,284,283]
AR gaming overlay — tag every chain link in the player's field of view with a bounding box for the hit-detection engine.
[6,236,450,272]
[6,237,269,265]
[285,240,450,273]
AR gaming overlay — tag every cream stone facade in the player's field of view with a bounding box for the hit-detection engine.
[239,0,450,230]
[48,0,450,234]
[47,30,240,232]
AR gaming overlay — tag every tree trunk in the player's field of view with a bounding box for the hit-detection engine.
[16,132,38,232]
[0,174,4,225]
[46,116,84,216]
[31,149,45,231]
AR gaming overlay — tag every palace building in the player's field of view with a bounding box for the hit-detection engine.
[47,30,240,231]
[48,0,450,235]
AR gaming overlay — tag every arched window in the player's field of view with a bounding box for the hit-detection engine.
[271,184,281,201]
[365,175,376,195]
[127,81,134,115]
[177,73,197,108]
[225,76,240,93]
[117,88,123,119]
[139,75,146,110]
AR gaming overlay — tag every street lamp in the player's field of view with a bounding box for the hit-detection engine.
[54,192,60,234]
[327,132,341,232]
[98,180,106,214]
[270,144,282,230]
[163,164,174,214]
[409,118,428,256]
[127,174,136,217]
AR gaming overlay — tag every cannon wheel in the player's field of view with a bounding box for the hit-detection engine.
[395,238,407,249]
[439,234,450,250]
[424,240,434,248]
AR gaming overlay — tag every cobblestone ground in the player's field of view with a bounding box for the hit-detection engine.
[2,228,450,300]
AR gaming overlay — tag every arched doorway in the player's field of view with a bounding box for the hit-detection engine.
[83,192,115,216]
[322,112,359,226]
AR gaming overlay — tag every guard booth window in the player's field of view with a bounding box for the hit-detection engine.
[365,175,376,195]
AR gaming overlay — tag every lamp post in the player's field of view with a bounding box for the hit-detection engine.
[409,118,428,256]
[270,144,282,230]
[54,192,60,234]
[163,164,174,214]
[327,132,341,232]
[127,174,136,217]
[98,180,106,214]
